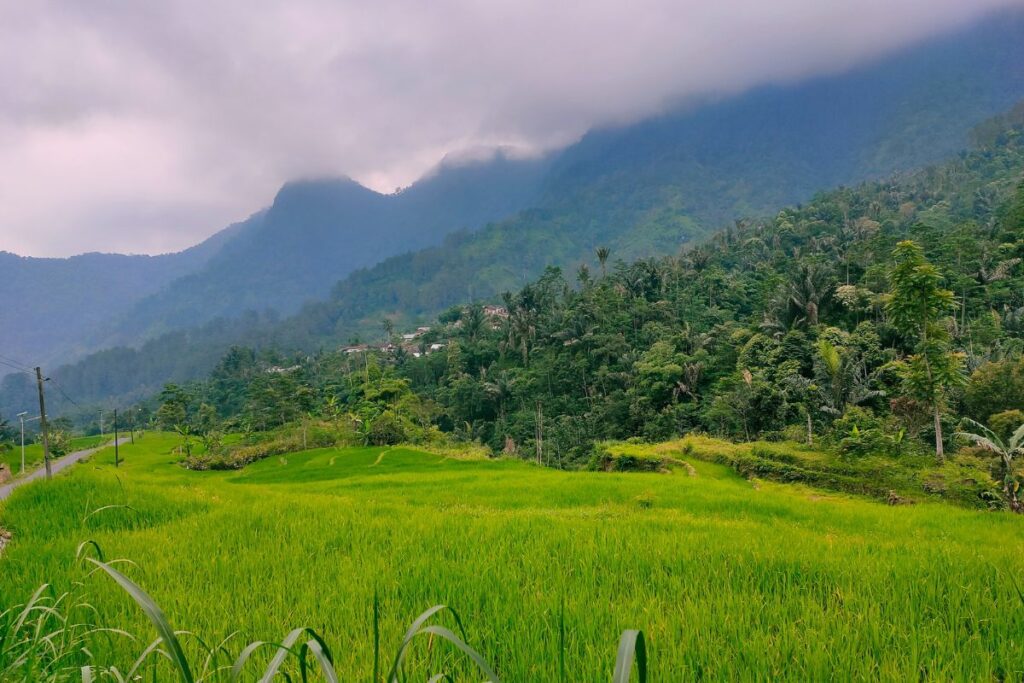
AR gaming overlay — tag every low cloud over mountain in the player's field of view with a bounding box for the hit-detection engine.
[2,0,1022,255]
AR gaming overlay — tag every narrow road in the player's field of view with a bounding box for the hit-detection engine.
[0,437,129,501]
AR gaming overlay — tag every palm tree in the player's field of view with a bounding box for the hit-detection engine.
[482,371,515,419]
[461,304,486,342]
[788,263,831,327]
[956,418,1024,513]
[596,247,610,278]
[814,338,883,417]
[576,263,592,287]
[686,246,712,273]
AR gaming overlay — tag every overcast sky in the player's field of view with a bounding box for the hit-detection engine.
[1,1,1021,257]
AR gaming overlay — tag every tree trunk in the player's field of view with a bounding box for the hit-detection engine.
[1004,480,1022,513]
[806,411,814,447]
[921,325,943,462]
[1001,454,1021,513]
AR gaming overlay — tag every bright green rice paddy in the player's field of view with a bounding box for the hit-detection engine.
[1,433,1023,680]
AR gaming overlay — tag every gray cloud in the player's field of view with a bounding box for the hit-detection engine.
[1,0,1021,256]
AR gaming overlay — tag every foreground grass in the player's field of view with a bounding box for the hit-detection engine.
[1,434,1023,680]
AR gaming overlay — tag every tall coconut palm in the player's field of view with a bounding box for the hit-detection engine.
[596,247,610,278]
[956,418,1024,513]
[788,263,832,327]
[814,338,884,417]
[461,304,486,342]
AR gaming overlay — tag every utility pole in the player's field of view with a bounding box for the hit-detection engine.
[535,401,543,466]
[129,408,135,445]
[34,367,51,479]
[16,412,27,474]
[113,409,120,467]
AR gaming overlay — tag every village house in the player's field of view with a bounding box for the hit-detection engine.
[341,344,370,354]
[266,364,301,373]
[400,325,432,341]
[482,305,508,318]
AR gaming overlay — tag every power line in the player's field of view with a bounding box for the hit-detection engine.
[48,378,84,409]
[0,355,86,410]
[0,358,33,376]
[0,358,83,411]
[0,353,33,372]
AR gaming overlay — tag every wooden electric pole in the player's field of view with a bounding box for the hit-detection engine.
[34,367,52,479]
[535,400,543,466]
[113,409,120,467]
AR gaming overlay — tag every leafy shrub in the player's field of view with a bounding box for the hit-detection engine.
[750,444,802,465]
[183,421,353,470]
[963,358,1024,422]
[589,446,665,472]
[838,427,890,458]
[707,447,892,498]
[830,407,895,458]
[988,409,1024,442]
[45,430,74,457]
[921,454,1004,509]
[781,424,809,443]
[367,411,411,446]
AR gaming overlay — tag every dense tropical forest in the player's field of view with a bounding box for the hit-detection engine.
[52,104,1016,512]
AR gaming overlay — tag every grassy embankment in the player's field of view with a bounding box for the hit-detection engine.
[1,433,1023,680]
[596,435,1005,509]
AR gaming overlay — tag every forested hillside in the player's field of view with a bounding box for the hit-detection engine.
[98,151,553,346]
[289,8,1024,335]
[4,10,1024,416]
[0,220,246,366]
[74,104,1024,513]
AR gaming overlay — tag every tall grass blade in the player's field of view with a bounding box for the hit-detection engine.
[386,605,498,682]
[232,626,333,683]
[305,637,340,683]
[81,505,138,525]
[387,604,450,680]
[1010,572,1024,607]
[230,640,270,680]
[373,589,380,683]
[11,584,50,637]
[85,558,194,683]
[257,627,309,682]
[199,630,239,681]
[558,594,565,683]
[75,540,105,562]
[612,630,646,683]
[417,625,500,682]
[126,636,171,678]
